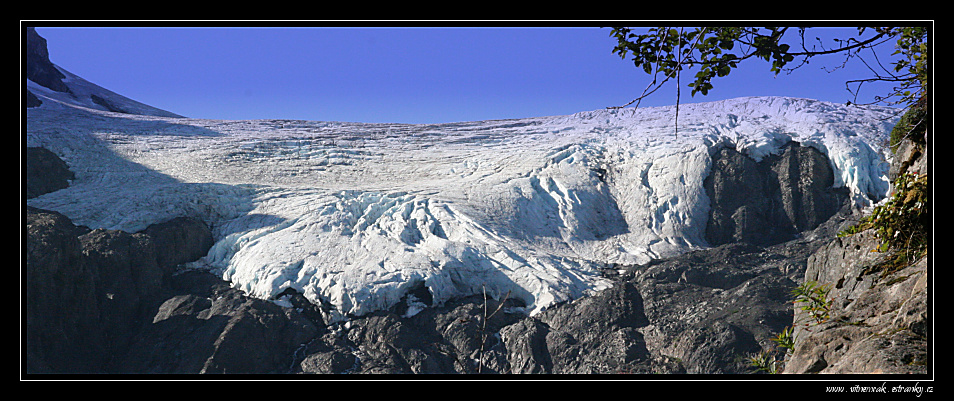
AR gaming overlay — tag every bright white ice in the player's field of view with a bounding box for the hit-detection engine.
[26,88,902,322]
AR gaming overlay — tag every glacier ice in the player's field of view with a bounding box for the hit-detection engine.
[25,95,902,322]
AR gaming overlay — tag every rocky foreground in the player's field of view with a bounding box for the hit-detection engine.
[24,127,929,377]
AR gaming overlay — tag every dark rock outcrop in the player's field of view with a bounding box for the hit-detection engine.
[90,94,131,114]
[295,292,527,374]
[112,270,320,374]
[26,27,71,94]
[290,219,849,375]
[493,236,836,374]
[27,90,43,108]
[500,280,660,374]
[705,142,849,247]
[26,203,323,374]
[25,206,218,373]
[24,148,319,374]
[26,147,75,199]
[26,207,104,373]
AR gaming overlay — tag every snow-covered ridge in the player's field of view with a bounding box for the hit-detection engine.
[25,95,902,322]
[27,65,183,118]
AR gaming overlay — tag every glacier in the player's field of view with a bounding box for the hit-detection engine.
[25,94,901,322]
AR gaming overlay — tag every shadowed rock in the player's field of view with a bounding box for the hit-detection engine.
[705,142,849,247]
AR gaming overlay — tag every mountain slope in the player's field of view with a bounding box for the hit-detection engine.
[25,27,182,118]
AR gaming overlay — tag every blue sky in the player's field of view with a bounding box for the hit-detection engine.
[32,25,907,124]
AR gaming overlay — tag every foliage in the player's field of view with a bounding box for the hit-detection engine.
[792,281,833,326]
[840,171,929,277]
[607,26,929,109]
[889,95,928,152]
[835,50,929,277]
[748,322,798,373]
[748,349,781,374]
[748,325,796,374]
[476,285,511,373]
[771,326,796,354]
[888,27,930,106]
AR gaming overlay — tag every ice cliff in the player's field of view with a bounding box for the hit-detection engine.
[25,95,902,322]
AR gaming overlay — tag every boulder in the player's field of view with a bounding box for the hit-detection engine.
[113,271,320,374]
[297,293,525,374]
[502,281,659,374]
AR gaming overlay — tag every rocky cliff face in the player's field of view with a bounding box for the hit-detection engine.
[781,124,929,374]
[705,142,849,247]
[782,231,927,374]
[25,27,71,97]
[26,206,217,372]
[489,210,851,374]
